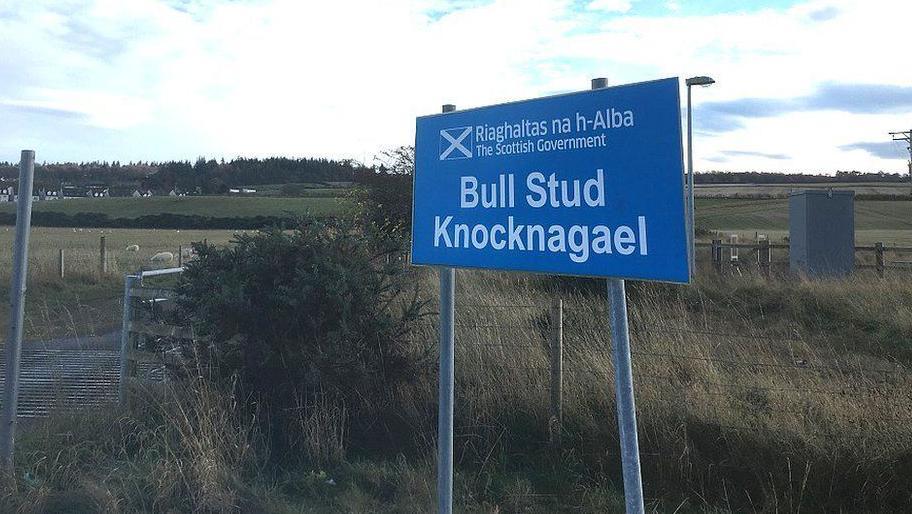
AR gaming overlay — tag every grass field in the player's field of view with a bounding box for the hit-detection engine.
[0,227,240,279]
[0,227,241,341]
[235,182,348,197]
[0,195,351,219]
[2,193,907,245]
[697,198,912,245]
[1,194,909,340]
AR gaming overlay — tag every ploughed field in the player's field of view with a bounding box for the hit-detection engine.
[695,181,911,198]
[696,198,912,245]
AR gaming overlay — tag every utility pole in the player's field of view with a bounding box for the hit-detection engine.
[889,129,912,195]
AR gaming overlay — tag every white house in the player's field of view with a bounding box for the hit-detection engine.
[0,187,13,202]
[37,189,60,201]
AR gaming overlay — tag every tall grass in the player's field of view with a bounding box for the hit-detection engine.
[430,270,912,511]
[2,266,911,511]
[1,380,263,513]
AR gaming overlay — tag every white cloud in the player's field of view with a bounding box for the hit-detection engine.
[0,0,910,173]
[586,0,633,13]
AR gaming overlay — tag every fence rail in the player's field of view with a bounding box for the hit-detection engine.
[118,267,189,405]
[697,240,912,278]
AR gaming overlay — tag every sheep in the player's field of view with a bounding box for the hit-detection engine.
[150,252,174,263]
[126,244,140,252]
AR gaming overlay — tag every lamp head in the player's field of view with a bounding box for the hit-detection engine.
[686,76,715,87]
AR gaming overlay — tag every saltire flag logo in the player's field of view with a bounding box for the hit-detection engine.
[439,126,473,160]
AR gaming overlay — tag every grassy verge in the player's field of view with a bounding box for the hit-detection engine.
[443,271,912,511]
[0,279,122,342]
[3,268,911,511]
[1,381,626,513]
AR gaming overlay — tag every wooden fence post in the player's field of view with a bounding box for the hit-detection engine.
[711,239,722,274]
[99,235,107,274]
[58,249,65,279]
[758,239,771,279]
[178,245,183,267]
[549,299,563,448]
[875,242,885,278]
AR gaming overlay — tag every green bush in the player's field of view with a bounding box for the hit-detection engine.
[175,218,430,455]
[352,146,414,238]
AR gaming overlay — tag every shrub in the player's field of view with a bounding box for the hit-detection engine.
[175,217,430,456]
[352,146,414,237]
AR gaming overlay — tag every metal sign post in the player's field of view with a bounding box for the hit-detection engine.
[607,278,645,512]
[413,77,687,514]
[1,150,36,472]
[591,77,645,513]
[437,103,457,514]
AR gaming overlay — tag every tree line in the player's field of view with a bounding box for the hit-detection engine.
[0,157,368,194]
[695,170,909,184]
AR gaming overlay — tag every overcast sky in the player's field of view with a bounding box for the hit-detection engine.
[2,0,911,173]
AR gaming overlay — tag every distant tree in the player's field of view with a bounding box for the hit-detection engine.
[695,170,907,184]
[374,146,414,175]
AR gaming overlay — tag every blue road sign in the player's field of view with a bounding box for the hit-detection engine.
[411,77,689,283]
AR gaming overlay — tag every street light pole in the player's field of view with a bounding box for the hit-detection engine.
[686,84,694,277]
[685,76,715,279]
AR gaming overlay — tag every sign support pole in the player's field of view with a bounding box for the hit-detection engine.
[591,78,645,514]
[1,150,36,472]
[437,103,457,514]
[607,279,645,512]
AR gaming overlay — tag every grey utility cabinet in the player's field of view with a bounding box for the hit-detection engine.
[789,190,855,278]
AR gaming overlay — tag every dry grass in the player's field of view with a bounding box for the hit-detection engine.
[0,227,240,283]
[0,379,265,514]
[2,260,911,511]
[289,393,348,468]
[419,269,912,511]
[0,228,239,341]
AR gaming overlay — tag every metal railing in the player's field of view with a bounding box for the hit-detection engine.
[697,240,912,278]
[118,267,186,405]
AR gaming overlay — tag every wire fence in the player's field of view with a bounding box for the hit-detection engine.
[449,299,912,444]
